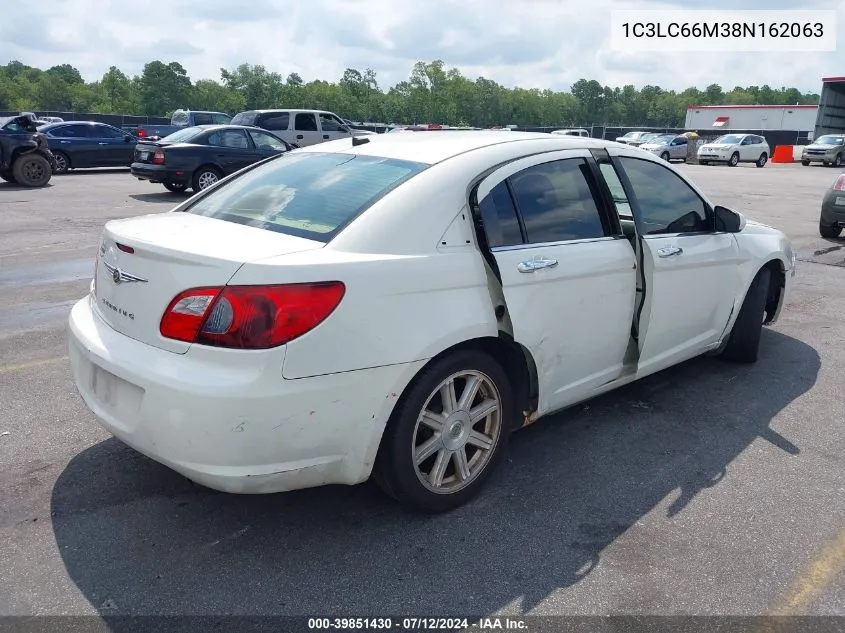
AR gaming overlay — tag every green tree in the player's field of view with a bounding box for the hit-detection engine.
[139,61,192,116]
[190,79,245,114]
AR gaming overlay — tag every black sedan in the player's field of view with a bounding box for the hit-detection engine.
[38,121,137,173]
[130,125,293,193]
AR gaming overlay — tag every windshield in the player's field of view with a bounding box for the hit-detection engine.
[622,131,644,138]
[184,152,429,242]
[714,135,743,144]
[816,135,844,145]
[648,134,674,144]
[160,127,204,143]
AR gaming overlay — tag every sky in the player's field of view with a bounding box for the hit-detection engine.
[0,0,843,93]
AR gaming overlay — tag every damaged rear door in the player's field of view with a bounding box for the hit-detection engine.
[472,150,638,417]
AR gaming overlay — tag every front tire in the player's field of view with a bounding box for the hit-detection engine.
[819,220,842,238]
[719,267,771,363]
[728,152,740,167]
[834,154,843,168]
[802,159,810,166]
[191,166,222,192]
[756,153,768,168]
[374,350,513,512]
[660,151,670,162]
[0,171,15,183]
[12,154,52,187]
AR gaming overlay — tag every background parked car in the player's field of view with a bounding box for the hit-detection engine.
[639,133,689,162]
[0,114,55,187]
[130,124,293,193]
[819,173,845,238]
[231,109,373,146]
[801,134,845,167]
[39,121,137,173]
[550,128,590,137]
[128,109,232,141]
[697,134,769,168]
[615,131,652,146]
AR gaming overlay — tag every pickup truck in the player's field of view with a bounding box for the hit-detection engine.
[127,109,232,140]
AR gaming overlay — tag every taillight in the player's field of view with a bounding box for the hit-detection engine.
[160,283,346,349]
[152,149,165,164]
[833,175,845,191]
[138,128,147,138]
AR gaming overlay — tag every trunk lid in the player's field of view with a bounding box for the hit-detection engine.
[93,212,324,353]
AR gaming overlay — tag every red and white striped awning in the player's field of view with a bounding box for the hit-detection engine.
[712,116,730,127]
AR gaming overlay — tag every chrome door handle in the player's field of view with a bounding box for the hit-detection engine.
[98,142,108,145]
[657,246,683,258]
[59,140,70,144]
[517,257,559,273]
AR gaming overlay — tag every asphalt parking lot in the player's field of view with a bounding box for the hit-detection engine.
[0,162,843,620]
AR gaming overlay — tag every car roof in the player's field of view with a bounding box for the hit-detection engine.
[237,109,336,115]
[39,121,114,129]
[295,131,628,165]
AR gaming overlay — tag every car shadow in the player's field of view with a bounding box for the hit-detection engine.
[129,192,190,204]
[0,182,54,190]
[58,168,131,175]
[51,329,818,620]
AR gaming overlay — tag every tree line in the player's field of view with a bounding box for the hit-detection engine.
[0,59,820,128]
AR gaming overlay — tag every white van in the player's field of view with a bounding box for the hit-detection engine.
[230,109,374,147]
[550,128,591,137]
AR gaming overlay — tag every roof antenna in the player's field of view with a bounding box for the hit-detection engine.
[352,136,370,146]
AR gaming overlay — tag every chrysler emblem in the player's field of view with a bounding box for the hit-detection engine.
[103,261,148,285]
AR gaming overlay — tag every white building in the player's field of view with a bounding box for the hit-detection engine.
[685,105,817,132]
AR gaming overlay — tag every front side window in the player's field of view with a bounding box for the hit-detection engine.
[52,124,89,138]
[508,158,607,244]
[248,130,288,151]
[618,157,710,235]
[295,113,318,131]
[319,113,345,132]
[184,153,428,242]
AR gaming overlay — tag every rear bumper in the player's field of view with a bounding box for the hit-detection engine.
[130,163,189,184]
[67,295,424,493]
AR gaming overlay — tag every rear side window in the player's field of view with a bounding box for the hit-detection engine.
[258,112,289,131]
[184,153,428,242]
[295,113,318,131]
[51,124,89,138]
[509,158,607,244]
[478,182,523,248]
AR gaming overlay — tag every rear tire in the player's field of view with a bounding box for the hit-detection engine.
[0,171,15,183]
[819,221,842,238]
[756,153,768,168]
[719,267,771,363]
[191,166,222,192]
[163,182,188,193]
[12,154,52,187]
[374,350,513,512]
[728,152,740,167]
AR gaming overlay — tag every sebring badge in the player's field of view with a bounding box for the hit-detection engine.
[103,261,148,285]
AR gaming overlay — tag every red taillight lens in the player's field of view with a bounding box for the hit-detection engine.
[160,283,345,349]
[833,175,845,191]
[152,149,165,164]
[138,129,147,138]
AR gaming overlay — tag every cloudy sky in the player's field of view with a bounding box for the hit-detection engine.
[1,0,843,93]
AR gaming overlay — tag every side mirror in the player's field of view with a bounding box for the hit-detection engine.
[714,205,746,233]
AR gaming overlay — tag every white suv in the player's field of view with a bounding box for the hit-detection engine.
[230,109,374,147]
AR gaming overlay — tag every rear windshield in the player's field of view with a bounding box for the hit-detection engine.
[230,112,256,125]
[183,152,428,242]
[160,126,204,142]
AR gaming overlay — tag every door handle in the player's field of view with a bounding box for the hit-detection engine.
[98,142,108,145]
[517,257,559,273]
[323,134,329,139]
[59,140,70,144]
[657,246,683,258]
[296,134,304,139]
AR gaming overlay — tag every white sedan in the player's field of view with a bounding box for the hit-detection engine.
[68,132,795,512]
